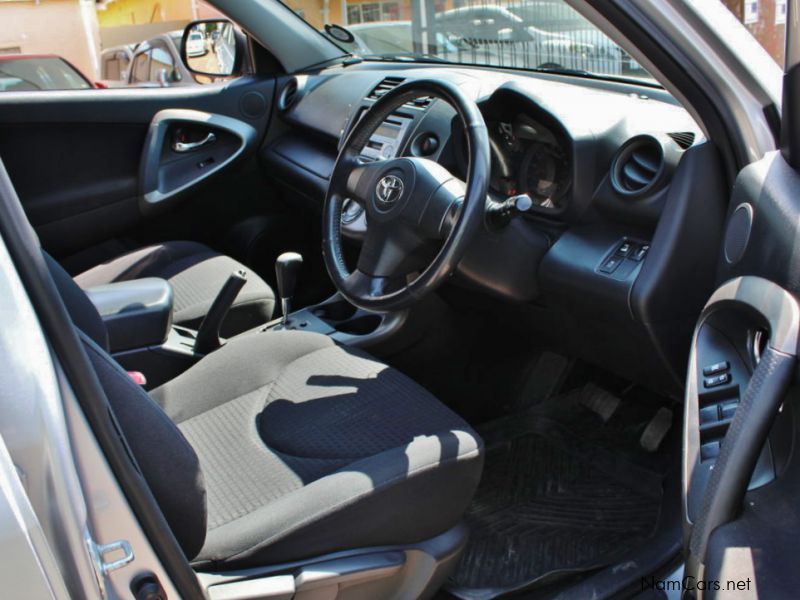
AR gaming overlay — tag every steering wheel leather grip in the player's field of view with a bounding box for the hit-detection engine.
[322,79,490,312]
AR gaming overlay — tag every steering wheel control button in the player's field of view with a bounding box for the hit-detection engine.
[703,373,731,389]
[702,361,730,376]
[599,255,623,274]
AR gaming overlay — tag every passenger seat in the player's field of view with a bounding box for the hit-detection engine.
[73,241,275,337]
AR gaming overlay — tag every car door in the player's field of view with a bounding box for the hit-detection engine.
[149,40,180,87]
[0,23,278,262]
[129,45,153,87]
[680,4,800,597]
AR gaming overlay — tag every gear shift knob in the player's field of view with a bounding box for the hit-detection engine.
[275,252,303,324]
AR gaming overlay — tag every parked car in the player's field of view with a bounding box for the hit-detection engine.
[185,29,207,57]
[434,4,613,71]
[507,0,643,74]
[0,54,102,92]
[98,44,135,88]
[126,32,197,88]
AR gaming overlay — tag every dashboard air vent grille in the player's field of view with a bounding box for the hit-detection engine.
[667,131,695,149]
[367,77,432,109]
[278,77,299,111]
[368,77,405,100]
[611,136,665,197]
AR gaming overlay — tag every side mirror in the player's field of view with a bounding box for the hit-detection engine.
[181,19,243,77]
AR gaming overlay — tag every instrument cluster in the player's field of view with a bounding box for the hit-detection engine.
[486,115,572,211]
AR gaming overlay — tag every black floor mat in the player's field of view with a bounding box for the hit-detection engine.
[447,389,669,598]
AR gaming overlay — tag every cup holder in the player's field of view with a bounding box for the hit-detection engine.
[309,296,383,337]
[312,299,357,322]
[335,314,382,336]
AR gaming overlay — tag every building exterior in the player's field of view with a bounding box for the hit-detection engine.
[95,0,196,51]
[0,0,101,78]
[721,0,785,65]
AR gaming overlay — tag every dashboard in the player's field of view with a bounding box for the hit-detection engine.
[263,62,722,395]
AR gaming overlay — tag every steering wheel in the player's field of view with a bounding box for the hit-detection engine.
[322,79,490,312]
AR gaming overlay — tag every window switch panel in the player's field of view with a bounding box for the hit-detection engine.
[703,361,730,376]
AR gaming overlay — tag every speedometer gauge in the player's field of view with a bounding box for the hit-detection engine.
[520,143,570,210]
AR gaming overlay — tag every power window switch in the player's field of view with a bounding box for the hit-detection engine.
[704,373,731,389]
[700,440,721,461]
[720,401,739,420]
[599,255,624,274]
[616,241,634,257]
[631,244,650,261]
[699,405,720,425]
[703,361,730,376]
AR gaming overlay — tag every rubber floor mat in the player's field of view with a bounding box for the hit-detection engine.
[447,410,664,598]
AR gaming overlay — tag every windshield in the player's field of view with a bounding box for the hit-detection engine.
[283,0,654,82]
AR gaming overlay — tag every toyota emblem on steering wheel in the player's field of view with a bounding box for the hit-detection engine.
[375,174,404,206]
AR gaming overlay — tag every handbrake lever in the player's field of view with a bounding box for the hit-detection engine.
[195,269,247,354]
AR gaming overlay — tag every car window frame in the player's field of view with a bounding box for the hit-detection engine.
[148,39,177,84]
[130,45,153,84]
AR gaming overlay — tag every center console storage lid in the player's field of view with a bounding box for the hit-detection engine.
[85,278,173,353]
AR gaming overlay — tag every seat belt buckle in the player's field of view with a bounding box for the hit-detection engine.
[127,371,147,386]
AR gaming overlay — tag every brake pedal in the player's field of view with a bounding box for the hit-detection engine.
[640,407,673,452]
[580,383,620,423]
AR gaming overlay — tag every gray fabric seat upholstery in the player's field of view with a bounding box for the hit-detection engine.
[73,241,275,336]
[152,331,484,569]
[47,255,484,570]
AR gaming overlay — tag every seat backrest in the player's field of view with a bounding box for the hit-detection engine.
[45,254,207,559]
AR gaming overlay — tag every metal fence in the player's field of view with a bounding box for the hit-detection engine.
[346,0,648,78]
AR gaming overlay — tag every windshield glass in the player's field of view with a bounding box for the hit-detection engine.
[283,0,655,82]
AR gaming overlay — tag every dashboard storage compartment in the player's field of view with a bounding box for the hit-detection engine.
[85,278,173,353]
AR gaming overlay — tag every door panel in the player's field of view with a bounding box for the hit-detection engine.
[0,76,275,256]
[682,4,800,594]
[681,151,800,597]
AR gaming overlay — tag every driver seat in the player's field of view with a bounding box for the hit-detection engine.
[47,255,484,575]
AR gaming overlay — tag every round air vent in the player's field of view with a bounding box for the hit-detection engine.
[610,135,665,197]
[277,77,299,111]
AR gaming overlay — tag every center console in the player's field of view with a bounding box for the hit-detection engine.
[86,277,201,388]
[85,278,174,353]
[262,292,409,350]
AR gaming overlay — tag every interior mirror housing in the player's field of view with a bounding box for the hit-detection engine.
[181,20,242,77]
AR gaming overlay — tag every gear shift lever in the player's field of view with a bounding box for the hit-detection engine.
[275,252,303,327]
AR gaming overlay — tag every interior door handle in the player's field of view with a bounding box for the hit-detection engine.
[172,132,216,153]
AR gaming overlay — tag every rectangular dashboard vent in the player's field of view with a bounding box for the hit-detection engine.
[367,76,433,110]
[667,131,695,149]
[368,77,405,100]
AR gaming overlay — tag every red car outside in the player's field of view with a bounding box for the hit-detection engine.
[0,54,105,92]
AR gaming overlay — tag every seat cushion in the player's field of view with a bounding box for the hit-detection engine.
[150,330,484,569]
[73,241,275,336]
